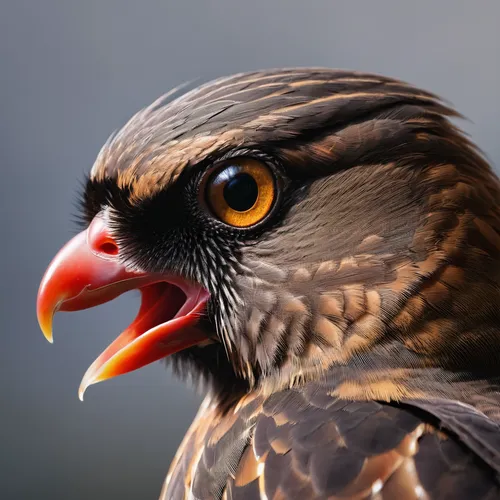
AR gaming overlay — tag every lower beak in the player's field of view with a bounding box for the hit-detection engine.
[36,215,210,400]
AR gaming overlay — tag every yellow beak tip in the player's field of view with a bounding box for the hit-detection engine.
[41,325,54,344]
[38,313,54,343]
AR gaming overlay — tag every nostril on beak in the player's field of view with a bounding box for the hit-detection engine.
[87,216,120,257]
[97,240,119,256]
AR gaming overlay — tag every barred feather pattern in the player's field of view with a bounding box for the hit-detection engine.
[161,376,500,499]
[77,69,500,499]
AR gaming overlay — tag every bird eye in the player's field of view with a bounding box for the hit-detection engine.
[205,158,276,228]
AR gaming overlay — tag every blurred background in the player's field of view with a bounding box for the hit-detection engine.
[1,1,499,499]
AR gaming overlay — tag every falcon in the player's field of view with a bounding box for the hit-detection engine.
[37,68,500,499]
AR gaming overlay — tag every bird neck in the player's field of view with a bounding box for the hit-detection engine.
[258,183,500,412]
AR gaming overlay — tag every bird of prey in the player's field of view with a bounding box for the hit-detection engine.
[37,68,500,499]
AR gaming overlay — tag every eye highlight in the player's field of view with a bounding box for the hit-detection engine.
[205,158,276,228]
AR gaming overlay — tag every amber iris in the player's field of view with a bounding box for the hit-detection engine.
[206,158,275,227]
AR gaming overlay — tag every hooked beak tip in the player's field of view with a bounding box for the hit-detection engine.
[78,386,86,402]
[78,380,90,402]
[78,359,103,401]
[38,312,54,344]
[78,378,100,402]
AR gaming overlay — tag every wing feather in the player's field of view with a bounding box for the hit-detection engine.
[163,387,500,499]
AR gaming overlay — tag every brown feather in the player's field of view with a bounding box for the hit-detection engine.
[82,68,500,499]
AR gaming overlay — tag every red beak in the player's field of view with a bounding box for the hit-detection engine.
[36,215,210,400]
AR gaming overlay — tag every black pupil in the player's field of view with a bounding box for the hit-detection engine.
[223,173,259,212]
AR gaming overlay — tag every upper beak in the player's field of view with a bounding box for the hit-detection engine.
[37,215,210,400]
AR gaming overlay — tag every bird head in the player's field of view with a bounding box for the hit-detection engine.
[37,69,500,401]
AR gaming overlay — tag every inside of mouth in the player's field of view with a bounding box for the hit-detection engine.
[134,282,187,336]
[95,281,187,367]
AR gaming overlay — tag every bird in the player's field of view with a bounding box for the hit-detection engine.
[36,68,500,499]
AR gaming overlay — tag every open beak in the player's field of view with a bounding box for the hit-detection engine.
[36,215,210,400]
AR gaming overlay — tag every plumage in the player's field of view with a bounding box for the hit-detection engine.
[37,68,500,499]
[163,379,500,499]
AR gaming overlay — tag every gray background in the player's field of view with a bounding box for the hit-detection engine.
[1,1,499,499]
